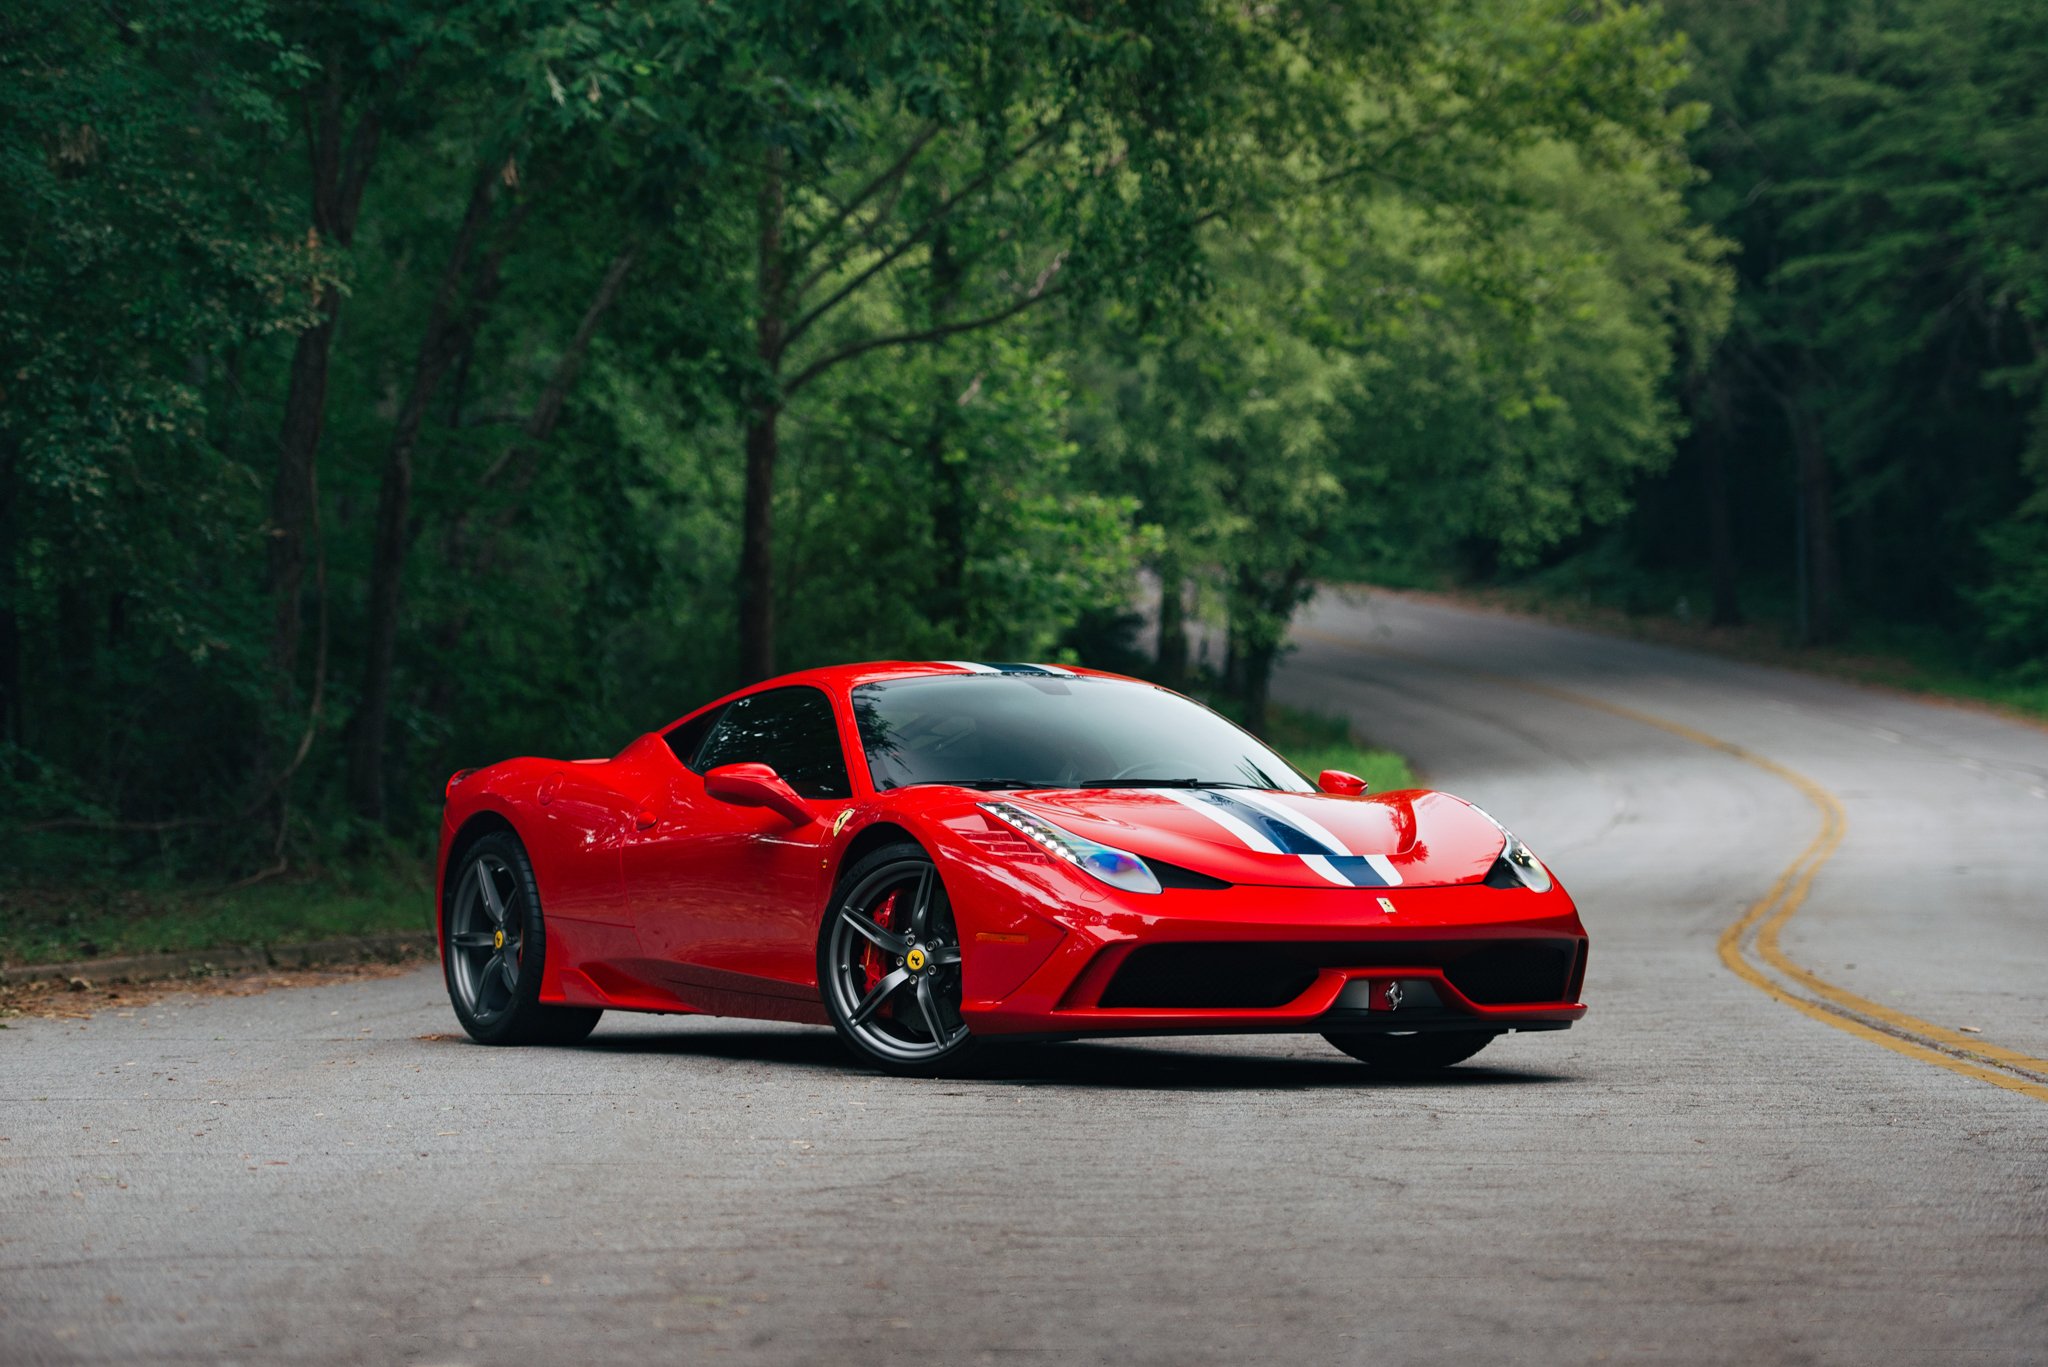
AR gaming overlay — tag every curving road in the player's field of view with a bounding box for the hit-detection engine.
[4,590,2046,1364]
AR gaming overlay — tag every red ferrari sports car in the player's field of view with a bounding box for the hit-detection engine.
[437,660,1587,1074]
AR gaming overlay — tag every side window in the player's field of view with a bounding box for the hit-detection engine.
[664,705,726,769]
[693,686,852,800]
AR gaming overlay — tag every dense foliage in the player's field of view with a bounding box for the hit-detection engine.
[1522,0,2048,669]
[3,0,1725,877]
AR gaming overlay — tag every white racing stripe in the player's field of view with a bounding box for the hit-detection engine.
[938,660,999,673]
[1296,853,1360,888]
[1157,787,1406,888]
[1228,790,1350,852]
[1155,789,1282,854]
[1228,789,1403,887]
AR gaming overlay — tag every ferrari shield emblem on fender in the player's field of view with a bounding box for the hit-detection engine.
[831,809,853,837]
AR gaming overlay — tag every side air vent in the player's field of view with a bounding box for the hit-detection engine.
[1145,858,1231,890]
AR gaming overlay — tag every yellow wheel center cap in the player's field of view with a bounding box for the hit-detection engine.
[493,929,505,950]
[904,947,927,972]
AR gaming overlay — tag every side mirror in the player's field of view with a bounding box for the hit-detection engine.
[1318,769,1368,797]
[704,762,815,825]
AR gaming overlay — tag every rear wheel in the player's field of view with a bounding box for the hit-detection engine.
[1322,1030,1496,1074]
[818,842,978,1076]
[443,830,603,1046]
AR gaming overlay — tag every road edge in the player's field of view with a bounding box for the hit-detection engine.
[1328,582,2048,739]
[0,931,435,988]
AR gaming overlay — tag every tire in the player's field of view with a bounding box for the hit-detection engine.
[442,830,603,1046]
[817,841,980,1076]
[1322,1030,1497,1075]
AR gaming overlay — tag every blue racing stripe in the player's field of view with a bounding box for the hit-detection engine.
[1197,792,1337,857]
[1318,855,1393,888]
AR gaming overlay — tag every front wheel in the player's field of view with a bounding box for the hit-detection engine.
[443,830,603,1046]
[818,842,979,1076]
[1322,1030,1497,1075]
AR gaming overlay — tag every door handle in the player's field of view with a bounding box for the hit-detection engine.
[635,809,657,831]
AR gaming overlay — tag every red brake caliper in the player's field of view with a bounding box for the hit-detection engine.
[859,890,900,999]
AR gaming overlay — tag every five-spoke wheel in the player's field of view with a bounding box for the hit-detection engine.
[448,850,525,1025]
[818,842,977,1073]
[440,830,602,1046]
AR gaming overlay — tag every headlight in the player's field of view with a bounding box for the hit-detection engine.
[980,802,1163,896]
[1497,829,1553,893]
[1468,802,1554,893]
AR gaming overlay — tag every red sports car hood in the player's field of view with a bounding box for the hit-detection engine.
[994,787,1506,890]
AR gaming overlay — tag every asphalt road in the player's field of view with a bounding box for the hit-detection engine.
[5,591,2046,1365]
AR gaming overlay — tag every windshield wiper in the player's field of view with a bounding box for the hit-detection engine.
[913,778,1049,791]
[1072,778,1259,789]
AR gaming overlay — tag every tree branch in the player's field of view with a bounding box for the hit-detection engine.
[787,121,941,272]
[792,165,917,300]
[477,241,642,491]
[785,256,1067,397]
[778,113,1071,360]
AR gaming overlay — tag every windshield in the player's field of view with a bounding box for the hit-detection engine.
[852,675,1312,792]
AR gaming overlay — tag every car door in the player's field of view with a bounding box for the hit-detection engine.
[623,685,854,992]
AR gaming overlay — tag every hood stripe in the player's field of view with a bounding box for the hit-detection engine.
[1155,789,1283,854]
[1298,853,1359,888]
[1228,790,1352,852]
[1157,790,1401,888]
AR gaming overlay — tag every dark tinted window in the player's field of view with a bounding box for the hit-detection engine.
[694,686,852,799]
[664,705,726,769]
[852,676,1309,792]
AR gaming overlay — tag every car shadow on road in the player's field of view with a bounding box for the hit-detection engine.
[572,1027,1573,1091]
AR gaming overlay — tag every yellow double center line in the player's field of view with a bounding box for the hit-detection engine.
[1299,628,2048,1103]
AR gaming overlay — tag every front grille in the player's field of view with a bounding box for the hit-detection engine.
[1096,939,1580,1010]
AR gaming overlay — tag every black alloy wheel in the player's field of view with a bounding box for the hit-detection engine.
[818,842,979,1075]
[442,830,603,1046]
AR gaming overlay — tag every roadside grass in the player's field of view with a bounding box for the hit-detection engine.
[1203,697,1419,792]
[1375,577,2048,727]
[1265,707,1418,791]
[0,854,432,969]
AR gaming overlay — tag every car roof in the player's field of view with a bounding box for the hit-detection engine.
[656,661,1148,734]
[763,659,1138,691]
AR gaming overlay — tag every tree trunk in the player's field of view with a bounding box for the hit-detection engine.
[0,595,19,751]
[738,152,786,682]
[0,445,21,751]
[1701,392,1742,627]
[1155,561,1189,686]
[925,226,968,636]
[1241,641,1275,737]
[267,69,382,699]
[739,402,781,681]
[1786,398,1839,644]
[347,169,507,821]
[269,292,340,694]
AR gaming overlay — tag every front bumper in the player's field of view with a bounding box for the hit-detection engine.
[953,875,1589,1039]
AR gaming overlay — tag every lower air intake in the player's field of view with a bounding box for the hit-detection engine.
[1097,939,1579,1010]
